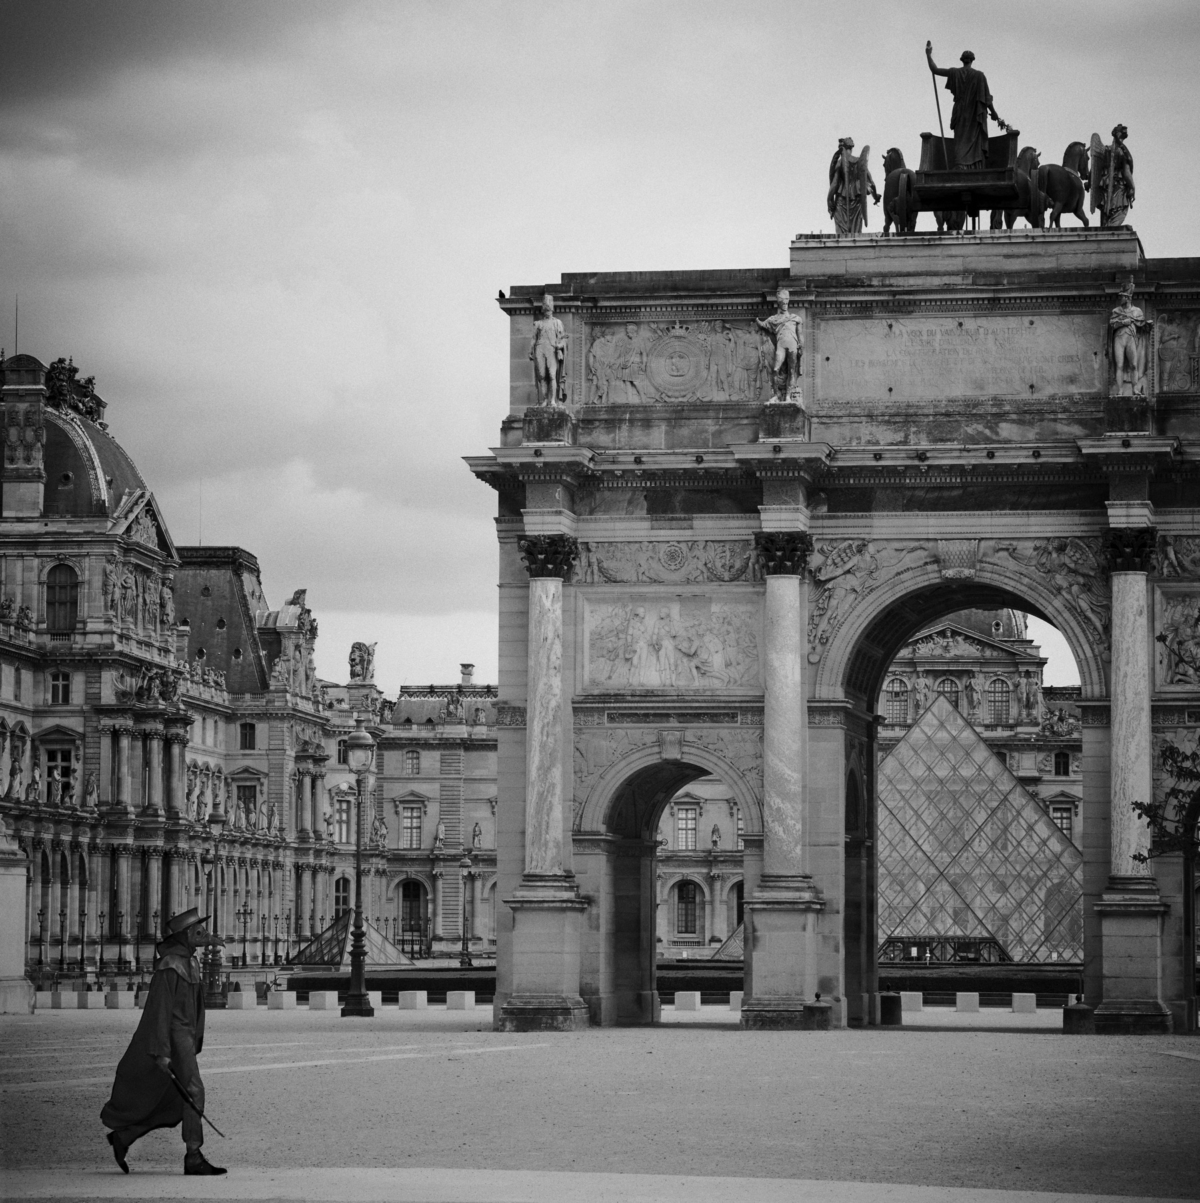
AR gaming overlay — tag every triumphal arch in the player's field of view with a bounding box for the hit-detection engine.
[468,229,1200,1033]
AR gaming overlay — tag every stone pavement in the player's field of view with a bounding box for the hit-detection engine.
[2,1007,1197,1203]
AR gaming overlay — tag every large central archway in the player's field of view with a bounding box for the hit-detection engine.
[572,740,763,1025]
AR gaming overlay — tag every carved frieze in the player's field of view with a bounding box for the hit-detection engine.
[583,596,761,691]
[495,704,527,727]
[1155,586,1200,689]
[572,728,658,826]
[604,710,740,725]
[1155,534,1200,578]
[1157,311,1200,393]
[573,539,761,585]
[585,319,775,406]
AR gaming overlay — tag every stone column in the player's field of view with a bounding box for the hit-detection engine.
[498,534,589,1032]
[472,872,484,940]
[86,844,102,944]
[742,533,827,1030]
[48,843,62,949]
[0,826,33,1011]
[298,865,313,939]
[116,726,132,812]
[1096,526,1171,1033]
[115,845,133,937]
[166,733,186,816]
[66,852,80,942]
[432,870,444,939]
[299,771,313,839]
[312,769,326,837]
[144,731,163,815]
[146,849,163,934]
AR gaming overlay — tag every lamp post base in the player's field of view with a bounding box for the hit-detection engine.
[340,993,375,1017]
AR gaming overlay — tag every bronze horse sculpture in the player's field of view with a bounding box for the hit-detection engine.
[1001,146,1043,229]
[881,148,918,235]
[1036,141,1091,228]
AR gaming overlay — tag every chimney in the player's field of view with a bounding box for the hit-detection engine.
[460,663,474,686]
[1,355,47,518]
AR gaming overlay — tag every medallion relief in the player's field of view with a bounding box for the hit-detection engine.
[584,596,760,691]
[586,319,776,406]
[573,539,760,585]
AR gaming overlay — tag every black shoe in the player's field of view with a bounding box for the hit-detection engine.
[107,1132,129,1174]
[184,1151,227,1176]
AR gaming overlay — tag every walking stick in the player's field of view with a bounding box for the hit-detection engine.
[927,41,950,169]
[150,1056,227,1138]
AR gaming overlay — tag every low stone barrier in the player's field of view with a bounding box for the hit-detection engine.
[674,991,701,1011]
[900,991,923,1012]
[226,991,254,1009]
[397,990,428,1009]
[446,990,474,1010]
[104,991,135,1009]
[267,990,296,1010]
[955,992,980,1012]
[1011,992,1037,1013]
[307,990,339,1010]
[729,991,743,1012]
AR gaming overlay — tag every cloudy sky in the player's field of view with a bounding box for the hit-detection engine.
[3,1,1196,691]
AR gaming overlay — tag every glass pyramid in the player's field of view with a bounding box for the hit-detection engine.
[291,912,414,968]
[877,695,1083,962]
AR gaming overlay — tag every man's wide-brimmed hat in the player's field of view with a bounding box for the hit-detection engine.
[164,907,209,936]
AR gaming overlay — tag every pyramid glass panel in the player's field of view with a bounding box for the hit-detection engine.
[878,696,1083,961]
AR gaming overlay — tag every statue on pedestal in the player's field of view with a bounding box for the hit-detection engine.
[529,293,568,407]
[1090,125,1135,228]
[827,138,880,236]
[1109,281,1153,396]
[754,289,804,404]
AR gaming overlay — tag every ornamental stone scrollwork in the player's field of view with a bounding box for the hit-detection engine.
[1103,527,1157,574]
[495,704,526,727]
[1157,311,1200,394]
[990,538,1111,649]
[754,531,813,576]
[807,540,936,662]
[573,728,659,826]
[572,539,760,585]
[586,318,776,406]
[936,539,979,580]
[583,596,760,690]
[518,534,578,579]
[687,727,763,786]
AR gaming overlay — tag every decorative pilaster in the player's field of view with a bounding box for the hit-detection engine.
[1095,524,1171,1033]
[742,531,828,1031]
[499,534,589,1032]
[165,729,188,816]
[115,726,133,813]
[143,729,164,815]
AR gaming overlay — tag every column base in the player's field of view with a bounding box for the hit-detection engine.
[497,873,590,1032]
[1094,878,1171,1034]
[741,874,827,1029]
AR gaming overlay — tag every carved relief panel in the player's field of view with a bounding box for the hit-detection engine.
[582,594,762,692]
[572,539,761,585]
[585,319,778,406]
[1155,585,1200,690]
[1157,312,1200,393]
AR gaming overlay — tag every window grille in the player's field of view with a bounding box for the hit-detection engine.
[49,671,71,706]
[885,678,909,724]
[46,565,79,632]
[1054,751,1070,776]
[404,750,420,776]
[937,678,959,710]
[1050,806,1073,841]
[239,722,256,751]
[334,877,351,917]
[676,880,699,935]
[402,805,422,849]
[336,739,347,765]
[336,797,352,844]
[987,679,1011,725]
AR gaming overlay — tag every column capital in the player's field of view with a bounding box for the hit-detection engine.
[518,534,578,579]
[1103,526,1158,573]
[754,531,814,576]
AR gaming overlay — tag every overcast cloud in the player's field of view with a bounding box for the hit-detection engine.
[2,0,1195,690]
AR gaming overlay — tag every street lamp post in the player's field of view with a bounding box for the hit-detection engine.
[284,909,292,963]
[97,910,105,979]
[36,909,44,970]
[133,910,142,973]
[459,855,473,968]
[77,907,86,973]
[342,718,376,1017]
[116,911,125,972]
[273,914,280,965]
[59,909,67,972]
[236,902,254,967]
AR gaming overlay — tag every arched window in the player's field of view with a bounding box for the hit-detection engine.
[885,678,909,724]
[46,564,79,633]
[937,678,960,711]
[400,880,424,933]
[988,679,1011,725]
[404,750,420,776]
[334,877,351,917]
[676,880,699,935]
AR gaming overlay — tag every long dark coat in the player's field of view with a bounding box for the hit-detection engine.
[100,940,206,1136]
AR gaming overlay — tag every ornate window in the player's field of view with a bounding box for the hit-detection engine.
[402,805,422,849]
[404,750,420,776]
[336,796,352,844]
[937,678,960,711]
[49,671,71,706]
[46,564,79,633]
[334,877,351,917]
[1050,805,1073,841]
[400,880,424,932]
[987,679,1011,725]
[885,678,909,724]
[239,722,256,751]
[676,806,697,851]
[676,881,699,935]
[46,748,74,801]
[336,739,347,765]
[1053,751,1071,776]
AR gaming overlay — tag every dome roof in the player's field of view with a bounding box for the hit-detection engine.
[43,409,147,519]
[937,608,1028,642]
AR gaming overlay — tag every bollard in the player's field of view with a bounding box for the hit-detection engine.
[446,990,475,1010]
[879,992,903,1026]
[900,991,923,1012]
[367,991,383,1010]
[729,991,743,1012]
[674,991,701,1011]
[398,990,428,1009]
[955,992,980,1013]
[226,991,253,1009]
[1012,992,1037,1014]
[1063,995,1095,1034]
[105,991,135,1009]
[307,990,339,1010]
[267,990,296,1010]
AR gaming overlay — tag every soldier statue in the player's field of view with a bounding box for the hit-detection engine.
[529,293,568,406]
[1109,280,1153,396]
[754,288,804,404]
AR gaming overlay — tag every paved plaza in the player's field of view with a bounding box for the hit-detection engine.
[2,1008,1197,1203]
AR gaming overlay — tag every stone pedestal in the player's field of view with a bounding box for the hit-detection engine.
[0,839,33,1013]
[522,407,576,445]
[1094,880,1172,1033]
[758,403,810,443]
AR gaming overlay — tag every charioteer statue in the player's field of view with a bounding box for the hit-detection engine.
[925,43,1009,169]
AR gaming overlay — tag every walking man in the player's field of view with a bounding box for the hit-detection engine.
[100,907,226,1176]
